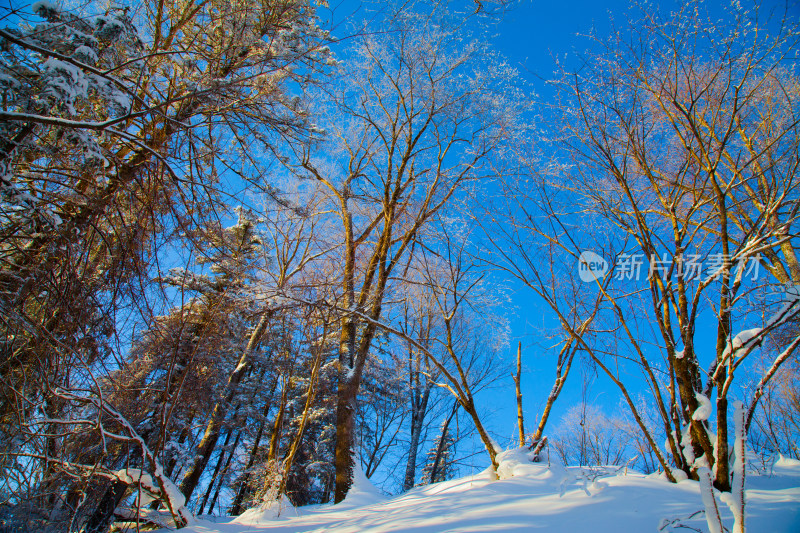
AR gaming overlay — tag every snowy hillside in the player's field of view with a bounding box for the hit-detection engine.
[172,453,800,533]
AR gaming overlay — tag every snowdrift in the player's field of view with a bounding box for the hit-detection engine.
[170,453,800,532]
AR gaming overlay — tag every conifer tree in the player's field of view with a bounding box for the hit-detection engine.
[421,420,456,485]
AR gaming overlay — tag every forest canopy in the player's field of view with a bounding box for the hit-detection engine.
[0,0,798,531]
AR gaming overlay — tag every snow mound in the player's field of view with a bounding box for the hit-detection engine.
[495,446,537,479]
[774,455,800,472]
[494,446,575,496]
[232,494,297,525]
[338,462,385,509]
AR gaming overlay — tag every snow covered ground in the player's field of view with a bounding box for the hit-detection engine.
[175,452,800,533]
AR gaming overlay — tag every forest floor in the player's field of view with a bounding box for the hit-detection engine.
[169,452,800,532]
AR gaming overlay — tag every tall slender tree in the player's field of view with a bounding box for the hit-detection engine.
[296,4,524,501]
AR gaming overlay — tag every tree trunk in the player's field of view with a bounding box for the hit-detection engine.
[428,401,458,484]
[229,373,279,514]
[82,478,128,533]
[334,207,358,504]
[279,347,324,497]
[197,427,236,515]
[334,315,383,501]
[267,379,290,463]
[229,422,265,514]
[464,397,498,473]
[334,375,358,503]
[403,369,432,490]
[402,404,424,490]
[715,394,731,491]
[514,341,525,447]
[208,430,242,515]
[179,311,272,500]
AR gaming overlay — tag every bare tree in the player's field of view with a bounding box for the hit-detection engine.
[514,342,526,448]
[541,0,800,489]
[551,403,632,468]
[398,293,439,490]
[413,225,509,473]
[748,353,800,460]
[295,5,523,501]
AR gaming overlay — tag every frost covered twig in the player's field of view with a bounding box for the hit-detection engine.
[658,510,705,532]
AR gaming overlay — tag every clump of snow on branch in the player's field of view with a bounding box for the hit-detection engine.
[113,467,194,528]
[692,392,712,421]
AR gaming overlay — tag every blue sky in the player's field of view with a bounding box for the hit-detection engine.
[316,0,799,456]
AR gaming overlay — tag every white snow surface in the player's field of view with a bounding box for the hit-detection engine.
[172,453,800,532]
